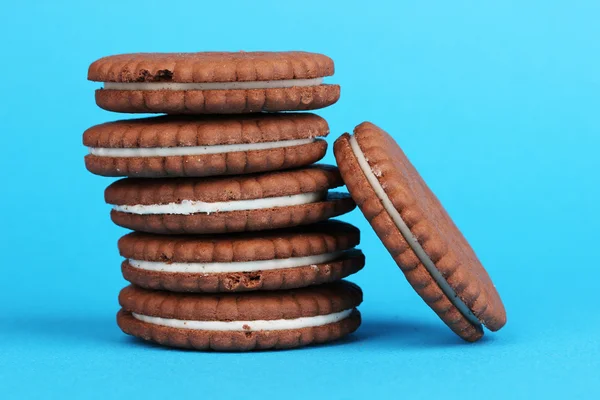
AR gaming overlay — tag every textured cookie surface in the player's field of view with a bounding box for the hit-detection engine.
[117,281,363,351]
[88,52,335,83]
[88,52,340,113]
[118,220,365,292]
[334,123,506,342]
[105,165,344,205]
[84,113,329,177]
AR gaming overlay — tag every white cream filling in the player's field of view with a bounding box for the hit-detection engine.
[89,138,316,158]
[113,191,326,215]
[128,250,355,273]
[104,77,323,91]
[348,135,481,327]
[132,308,353,331]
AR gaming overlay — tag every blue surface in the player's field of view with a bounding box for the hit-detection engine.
[1,1,599,398]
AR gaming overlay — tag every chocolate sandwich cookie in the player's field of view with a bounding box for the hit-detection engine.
[118,220,365,292]
[117,281,363,351]
[334,122,506,342]
[105,165,355,235]
[88,52,340,114]
[84,113,329,178]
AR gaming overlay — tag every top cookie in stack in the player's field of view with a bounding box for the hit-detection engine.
[88,51,339,114]
[85,52,364,351]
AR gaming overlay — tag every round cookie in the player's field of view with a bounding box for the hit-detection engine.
[334,122,506,342]
[88,52,340,114]
[118,220,365,292]
[83,113,329,178]
[117,280,363,351]
[105,165,356,235]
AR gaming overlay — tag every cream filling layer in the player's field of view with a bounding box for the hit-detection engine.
[128,250,354,274]
[348,135,481,327]
[89,138,316,158]
[113,191,326,215]
[104,77,323,91]
[132,308,353,331]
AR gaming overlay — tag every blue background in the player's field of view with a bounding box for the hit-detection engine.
[1,0,599,398]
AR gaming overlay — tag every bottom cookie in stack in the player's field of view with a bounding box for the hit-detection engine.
[118,280,363,351]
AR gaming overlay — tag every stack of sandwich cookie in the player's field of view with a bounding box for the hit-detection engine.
[85,51,364,351]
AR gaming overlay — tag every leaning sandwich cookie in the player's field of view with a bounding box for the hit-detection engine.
[117,280,363,351]
[118,220,365,292]
[104,165,356,235]
[334,122,506,342]
[88,52,340,114]
[84,113,330,178]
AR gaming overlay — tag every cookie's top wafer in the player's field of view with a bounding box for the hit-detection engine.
[89,52,334,83]
[334,122,506,341]
[84,113,329,149]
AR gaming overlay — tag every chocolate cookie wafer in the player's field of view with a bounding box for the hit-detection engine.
[118,280,362,351]
[88,52,340,114]
[105,165,355,234]
[334,122,506,342]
